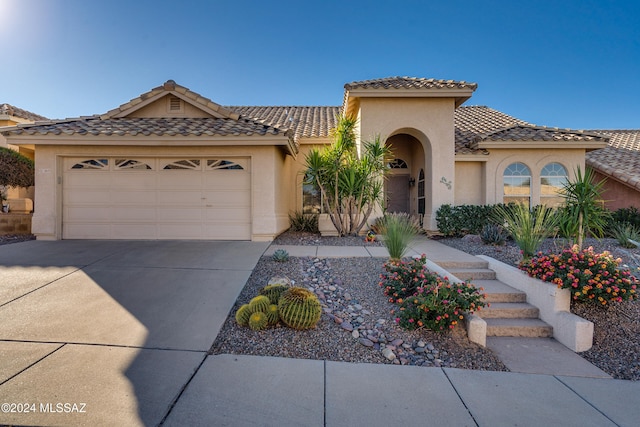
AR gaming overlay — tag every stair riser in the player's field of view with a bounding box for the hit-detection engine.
[451,271,496,281]
[478,308,540,319]
[434,261,489,270]
[483,293,527,303]
[487,326,553,338]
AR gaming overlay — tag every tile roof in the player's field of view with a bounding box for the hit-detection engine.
[0,103,48,121]
[229,106,340,140]
[586,130,640,191]
[1,117,291,139]
[344,77,477,91]
[453,106,531,154]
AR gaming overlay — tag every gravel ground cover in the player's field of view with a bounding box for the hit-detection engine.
[0,234,35,246]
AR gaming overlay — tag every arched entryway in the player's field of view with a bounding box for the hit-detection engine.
[385,133,428,223]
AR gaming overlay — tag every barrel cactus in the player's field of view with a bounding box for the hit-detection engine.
[235,304,252,326]
[260,283,289,304]
[248,295,270,313]
[248,311,269,331]
[278,287,322,330]
[265,304,280,325]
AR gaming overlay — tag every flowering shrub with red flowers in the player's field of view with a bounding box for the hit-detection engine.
[379,255,435,303]
[394,279,486,331]
[519,246,638,305]
[379,255,486,331]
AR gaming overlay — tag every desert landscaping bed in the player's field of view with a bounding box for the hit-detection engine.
[212,232,639,380]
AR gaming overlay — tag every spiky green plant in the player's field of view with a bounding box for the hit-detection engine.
[272,249,290,262]
[235,304,252,326]
[278,287,322,330]
[248,295,270,313]
[376,212,420,261]
[612,222,640,248]
[260,283,289,304]
[265,304,280,325]
[248,311,269,331]
[560,166,610,250]
[480,223,508,246]
[493,202,559,261]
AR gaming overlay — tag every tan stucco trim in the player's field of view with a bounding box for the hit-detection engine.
[476,141,607,150]
[455,155,490,162]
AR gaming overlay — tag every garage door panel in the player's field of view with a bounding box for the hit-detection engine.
[63,157,251,240]
[65,206,112,221]
[118,191,157,204]
[65,173,110,188]
[65,190,112,204]
[157,207,202,221]
[113,207,156,221]
[112,224,159,239]
[63,224,112,239]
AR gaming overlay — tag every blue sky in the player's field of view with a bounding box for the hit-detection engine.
[1,0,639,129]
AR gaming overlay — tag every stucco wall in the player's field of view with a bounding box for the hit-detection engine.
[129,95,214,118]
[481,148,586,205]
[357,97,456,230]
[454,161,484,205]
[593,171,640,210]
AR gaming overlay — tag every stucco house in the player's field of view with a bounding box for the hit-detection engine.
[1,76,635,241]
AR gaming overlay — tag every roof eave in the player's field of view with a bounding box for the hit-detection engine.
[474,140,609,150]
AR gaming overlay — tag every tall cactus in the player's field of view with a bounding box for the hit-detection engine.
[278,287,322,330]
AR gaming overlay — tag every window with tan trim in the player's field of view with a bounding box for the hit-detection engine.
[503,162,531,206]
[540,163,567,207]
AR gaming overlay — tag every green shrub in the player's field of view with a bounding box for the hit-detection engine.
[611,222,640,248]
[376,212,420,260]
[288,210,319,232]
[436,204,506,237]
[520,246,638,305]
[480,224,508,245]
[611,206,640,228]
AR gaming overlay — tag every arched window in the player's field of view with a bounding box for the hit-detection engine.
[503,162,531,206]
[540,163,567,207]
[388,158,408,169]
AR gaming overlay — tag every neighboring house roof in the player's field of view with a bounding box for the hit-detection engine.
[586,130,640,191]
[0,103,48,122]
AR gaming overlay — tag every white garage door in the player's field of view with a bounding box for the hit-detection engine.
[62,157,251,240]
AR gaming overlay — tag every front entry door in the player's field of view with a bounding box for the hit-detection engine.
[387,175,409,213]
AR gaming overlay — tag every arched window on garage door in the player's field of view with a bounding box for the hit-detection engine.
[540,162,568,207]
[503,162,531,206]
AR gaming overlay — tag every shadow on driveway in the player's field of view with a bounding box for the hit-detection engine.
[0,240,268,426]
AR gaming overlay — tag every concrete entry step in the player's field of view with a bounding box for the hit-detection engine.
[485,318,553,337]
[433,259,489,270]
[446,268,496,281]
[475,279,527,303]
[479,302,540,319]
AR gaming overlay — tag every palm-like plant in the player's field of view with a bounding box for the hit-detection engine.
[560,166,610,250]
[304,115,391,236]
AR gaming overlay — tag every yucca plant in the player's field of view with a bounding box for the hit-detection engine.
[493,202,559,261]
[560,166,610,250]
[304,114,392,236]
[376,213,420,261]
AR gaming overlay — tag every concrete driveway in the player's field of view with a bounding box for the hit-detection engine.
[0,240,268,426]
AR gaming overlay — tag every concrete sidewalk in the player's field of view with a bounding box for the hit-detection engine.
[164,354,640,427]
